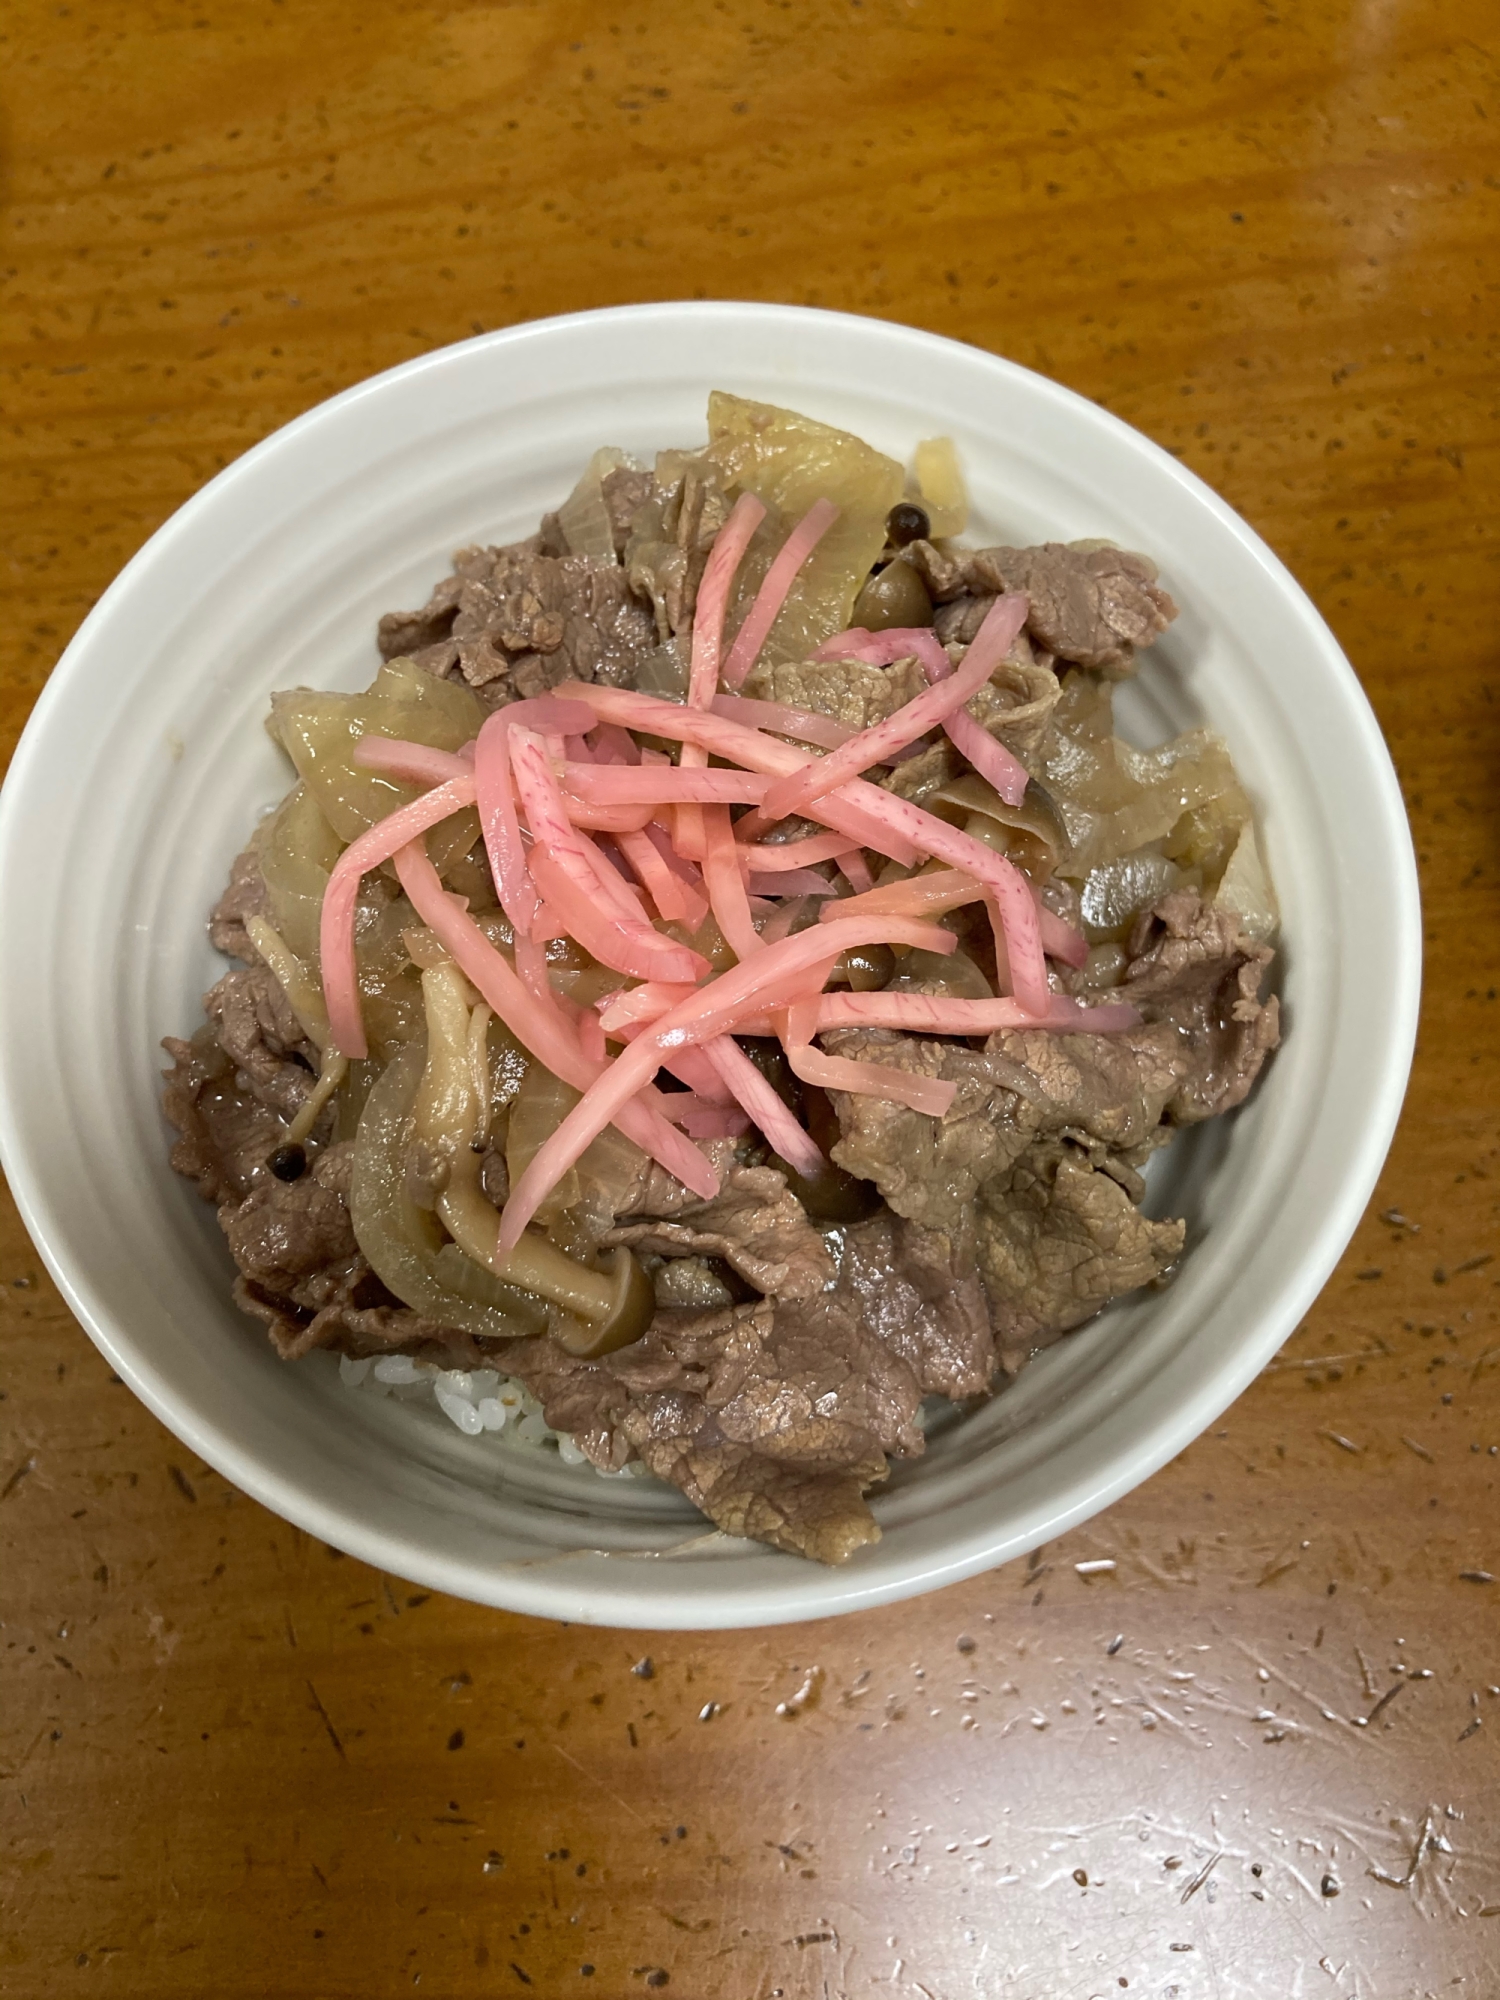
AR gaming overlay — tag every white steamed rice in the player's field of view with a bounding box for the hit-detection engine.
[338,1353,647,1477]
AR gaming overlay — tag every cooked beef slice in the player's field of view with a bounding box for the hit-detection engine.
[742,654,926,730]
[1117,889,1280,1121]
[507,1290,924,1563]
[600,465,654,555]
[823,1031,1038,1233]
[825,889,1275,1227]
[162,1027,286,1204]
[838,1210,995,1399]
[219,1141,358,1296]
[504,1204,1016,1562]
[377,524,657,705]
[623,457,733,640]
[234,1264,490,1368]
[976,1137,1185,1372]
[879,738,962,805]
[602,1164,835,1299]
[649,1254,740,1313]
[961,651,1063,761]
[910,540,1178,674]
[203,964,320,1124]
[218,1143,491,1367]
[208,842,268,964]
[821,888,1275,1359]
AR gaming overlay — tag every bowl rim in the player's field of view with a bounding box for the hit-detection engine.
[0,300,1421,1627]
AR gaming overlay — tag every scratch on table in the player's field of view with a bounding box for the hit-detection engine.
[1317,1430,1364,1455]
[2,1455,36,1500]
[1180,1849,1222,1902]
[1369,1809,1434,1890]
[1357,1679,1406,1728]
[549,1737,649,1828]
[305,1680,347,1762]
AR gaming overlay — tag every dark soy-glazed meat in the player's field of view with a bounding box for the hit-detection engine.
[162,403,1280,1562]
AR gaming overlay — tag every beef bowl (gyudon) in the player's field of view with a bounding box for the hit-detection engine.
[162,390,1280,1565]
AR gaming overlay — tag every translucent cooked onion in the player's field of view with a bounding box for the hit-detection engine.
[350,1042,548,1342]
[929,772,1067,882]
[909,436,969,539]
[1038,674,1249,878]
[1079,851,1185,941]
[270,659,484,878]
[1212,820,1279,942]
[706,392,905,669]
[260,782,343,963]
[884,944,995,1000]
[557,446,637,561]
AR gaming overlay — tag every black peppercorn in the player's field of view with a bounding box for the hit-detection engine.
[268,1143,307,1182]
[886,500,931,546]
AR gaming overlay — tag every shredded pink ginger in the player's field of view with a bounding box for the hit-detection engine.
[390,842,717,1197]
[746,592,1029,831]
[557,680,1052,1015]
[496,914,959,1254]
[507,727,707,985]
[315,493,1155,1255]
[710,693,854,752]
[677,489,766,860]
[822,866,1087,968]
[720,497,840,690]
[813,624,1031,808]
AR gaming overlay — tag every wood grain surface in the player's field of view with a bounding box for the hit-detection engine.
[3,2,1498,1994]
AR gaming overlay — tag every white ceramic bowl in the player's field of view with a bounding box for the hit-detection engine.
[0,304,1419,1628]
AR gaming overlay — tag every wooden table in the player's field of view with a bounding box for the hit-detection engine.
[3,2,1497,1992]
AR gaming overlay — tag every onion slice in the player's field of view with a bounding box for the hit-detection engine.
[721,497,840,690]
[321,772,477,1059]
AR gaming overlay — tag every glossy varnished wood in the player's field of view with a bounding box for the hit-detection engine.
[2,2,1498,1992]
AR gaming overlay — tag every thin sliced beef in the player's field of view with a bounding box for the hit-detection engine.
[602,1164,834,1300]
[820,888,1275,1366]
[377,522,657,704]
[825,890,1275,1233]
[504,1207,1013,1563]
[161,1027,285,1204]
[648,1255,740,1313]
[911,539,1178,675]
[203,964,320,1124]
[838,1210,995,1400]
[208,842,268,964]
[961,650,1062,761]
[507,1290,924,1564]
[1117,889,1280,1122]
[600,465,654,556]
[624,457,733,640]
[824,1031,1038,1234]
[976,1136,1184,1373]
[218,1142,359,1299]
[221,1144,490,1367]
[234,1266,491,1368]
[742,655,926,730]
